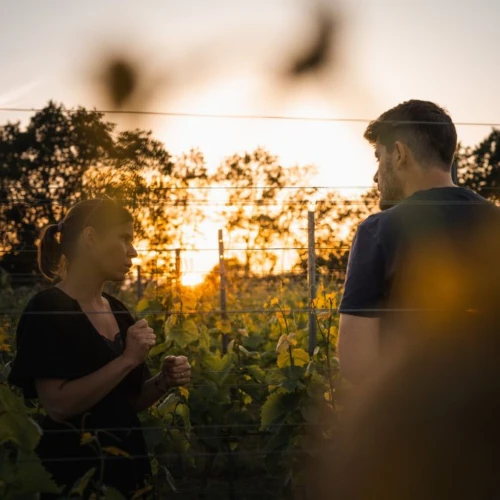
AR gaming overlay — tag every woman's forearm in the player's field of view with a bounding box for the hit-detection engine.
[36,355,137,422]
[130,372,170,412]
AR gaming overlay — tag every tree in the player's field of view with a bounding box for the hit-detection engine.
[457,130,500,202]
[0,102,117,284]
[0,102,208,286]
[295,188,378,279]
[213,148,317,275]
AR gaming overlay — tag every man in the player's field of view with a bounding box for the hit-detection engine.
[337,99,498,384]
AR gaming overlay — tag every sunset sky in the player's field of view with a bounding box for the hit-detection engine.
[1,0,499,282]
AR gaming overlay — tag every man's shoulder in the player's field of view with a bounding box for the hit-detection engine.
[358,208,400,239]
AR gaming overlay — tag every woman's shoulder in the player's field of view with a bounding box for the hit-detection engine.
[24,287,75,312]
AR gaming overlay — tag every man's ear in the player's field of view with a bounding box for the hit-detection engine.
[393,141,409,171]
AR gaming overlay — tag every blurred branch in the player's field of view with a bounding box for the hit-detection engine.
[286,3,339,78]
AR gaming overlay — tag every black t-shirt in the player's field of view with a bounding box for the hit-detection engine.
[8,287,152,498]
[339,187,500,345]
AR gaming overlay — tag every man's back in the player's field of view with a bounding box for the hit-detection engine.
[321,187,500,499]
[340,186,500,350]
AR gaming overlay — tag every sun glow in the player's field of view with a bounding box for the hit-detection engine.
[141,77,376,282]
[180,272,205,287]
[154,77,376,192]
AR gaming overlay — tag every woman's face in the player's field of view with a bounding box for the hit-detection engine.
[83,221,138,282]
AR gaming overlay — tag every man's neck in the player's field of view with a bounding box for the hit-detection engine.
[404,169,456,199]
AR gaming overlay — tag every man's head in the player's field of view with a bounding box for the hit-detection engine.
[364,100,457,210]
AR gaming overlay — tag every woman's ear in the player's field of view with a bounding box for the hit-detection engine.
[81,226,97,249]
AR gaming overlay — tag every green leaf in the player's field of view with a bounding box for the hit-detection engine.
[162,466,178,492]
[0,384,23,413]
[151,457,159,476]
[164,314,177,330]
[183,319,198,336]
[281,378,299,392]
[267,370,287,386]
[243,334,264,350]
[168,429,190,455]
[277,352,292,369]
[300,404,321,424]
[305,360,315,376]
[246,365,266,382]
[0,412,41,450]
[136,298,150,313]
[165,319,199,348]
[216,319,231,334]
[157,394,179,417]
[142,425,164,454]
[203,353,235,385]
[102,446,131,458]
[175,403,192,434]
[104,486,128,499]
[277,348,309,368]
[263,423,293,453]
[131,484,154,499]
[291,348,310,367]
[70,467,96,496]
[0,448,61,496]
[149,342,169,357]
[260,392,299,430]
[237,345,250,356]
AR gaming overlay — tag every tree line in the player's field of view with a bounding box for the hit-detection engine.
[0,102,497,286]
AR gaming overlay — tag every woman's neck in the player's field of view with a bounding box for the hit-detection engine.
[58,265,106,304]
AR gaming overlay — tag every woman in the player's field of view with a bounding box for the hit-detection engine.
[8,199,191,498]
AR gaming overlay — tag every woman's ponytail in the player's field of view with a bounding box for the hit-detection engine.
[38,224,63,281]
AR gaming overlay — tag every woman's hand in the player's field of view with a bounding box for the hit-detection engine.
[122,319,156,367]
[162,355,191,386]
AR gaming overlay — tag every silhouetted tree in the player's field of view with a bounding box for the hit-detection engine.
[295,188,378,278]
[213,148,317,275]
[0,102,208,285]
[457,131,500,202]
[0,102,116,284]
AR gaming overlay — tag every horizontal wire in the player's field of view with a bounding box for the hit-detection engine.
[1,270,320,277]
[36,429,310,440]
[1,106,498,127]
[11,383,308,391]
[17,448,326,464]
[147,484,306,494]
[9,185,375,191]
[0,307,478,316]
[34,422,328,434]
[0,201,376,207]
[0,277,319,281]
[0,308,333,316]
[0,246,352,253]
[0,200,487,206]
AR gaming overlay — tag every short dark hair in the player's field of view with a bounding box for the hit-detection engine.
[38,198,133,281]
[364,100,457,170]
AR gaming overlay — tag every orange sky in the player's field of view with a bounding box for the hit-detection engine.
[1,0,498,283]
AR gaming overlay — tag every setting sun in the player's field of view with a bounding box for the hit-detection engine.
[180,272,205,287]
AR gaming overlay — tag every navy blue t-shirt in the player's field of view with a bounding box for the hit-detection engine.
[339,187,498,330]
